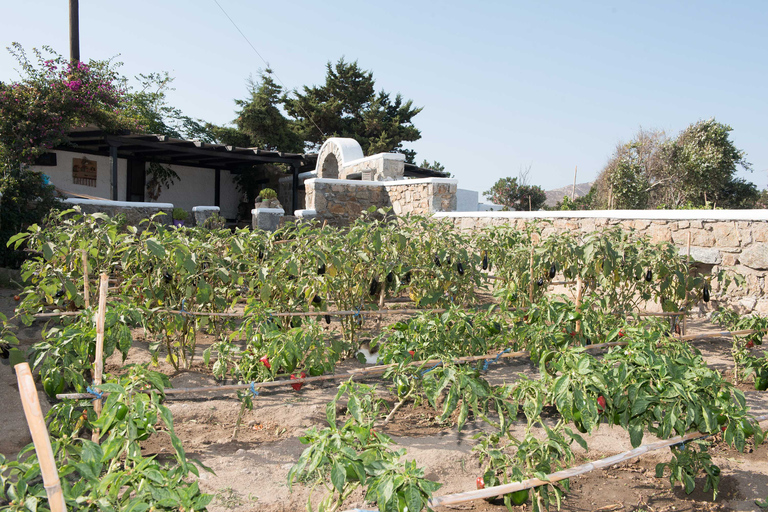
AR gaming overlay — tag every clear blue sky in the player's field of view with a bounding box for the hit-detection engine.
[2,0,767,196]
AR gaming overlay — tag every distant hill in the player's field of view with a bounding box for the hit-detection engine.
[544,182,594,207]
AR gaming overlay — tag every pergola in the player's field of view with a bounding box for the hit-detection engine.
[62,129,307,212]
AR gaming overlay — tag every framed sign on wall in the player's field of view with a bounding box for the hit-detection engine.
[73,157,97,187]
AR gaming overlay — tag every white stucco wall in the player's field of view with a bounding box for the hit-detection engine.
[456,189,479,211]
[29,150,127,201]
[219,170,240,219]
[29,150,241,218]
[154,165,215,214]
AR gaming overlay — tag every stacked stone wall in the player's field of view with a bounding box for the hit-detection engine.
[435,211,768,315]
[64,199,173,226]
[304,178,457,225]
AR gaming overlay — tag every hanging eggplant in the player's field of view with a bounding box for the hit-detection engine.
[549,263,557,279]
[703,283,710,302]
[369,278,381,296]
[446,255,452,265]
[312,295,322,305]
[645,269,653,282]
[457,262,464,275]
[536,277,544,287]
[403,271,412,285]
[164,271,172,284]
[325,314,331,325]
[386,271,394,283]
[317,263,326,275]
[434,255,441,267]
[482,253,489,270]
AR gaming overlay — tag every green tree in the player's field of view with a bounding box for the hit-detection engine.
[231,70,303,152]
[484,177,547,211]
[667,119,752,207]
[419,159,450,177]
[594,120,757,209]
[283,58,422,162]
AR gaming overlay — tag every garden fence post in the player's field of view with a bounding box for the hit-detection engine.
[15,362,67,512]
[91,273,108,443]
[81,249,90,309]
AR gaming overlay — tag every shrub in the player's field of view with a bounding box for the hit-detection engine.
[172,207,188,221]
[258,187,277,201]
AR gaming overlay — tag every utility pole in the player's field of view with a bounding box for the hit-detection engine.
[69,0,80,62]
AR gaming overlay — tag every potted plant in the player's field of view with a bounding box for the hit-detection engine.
[255,188,281,209]
[172,207,189,227]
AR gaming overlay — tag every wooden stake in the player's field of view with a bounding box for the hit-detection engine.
[15,363,67,512]
[81,250,90,309]
[528,248,535,304]
[425,414,768,508]
[575,276,583,333]
[683,232,691,336]
[91,273,108,443]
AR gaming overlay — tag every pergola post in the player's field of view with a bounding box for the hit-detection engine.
[291,162,300,215]
[109,143,119,201]
[214,168,221,207]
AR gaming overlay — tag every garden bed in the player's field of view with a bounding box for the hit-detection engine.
[1,212,767,512]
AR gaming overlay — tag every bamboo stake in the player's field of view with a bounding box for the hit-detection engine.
[424,414,768,508]
[528,248,534,304]
[683,232,691,336]
[81,250,90,310]
[91,273,108,443]
[14,363,67,512]
[575,276,583,334]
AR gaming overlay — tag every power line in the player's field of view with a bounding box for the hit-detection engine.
[211,0,326,142]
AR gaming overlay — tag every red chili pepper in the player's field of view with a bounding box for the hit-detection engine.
[746,340,755,349]
[259,356,271,369]
[408,350,415,357]
[476,477,484,489]
[290,372,307,391]
[618,331,624,338]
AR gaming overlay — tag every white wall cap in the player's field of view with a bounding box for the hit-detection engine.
[192,206,220,212]
[343,152,406,168]
[64,198,173,208]
[295,209,318,218]
[251,208,285,214]
[433,209,768,221]
[305,177,458,187]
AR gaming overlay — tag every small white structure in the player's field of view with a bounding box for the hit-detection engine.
[316,138,406,181]
[251,207,284,231]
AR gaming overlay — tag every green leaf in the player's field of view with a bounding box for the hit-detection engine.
[326,400,337,426]
[348,395,361,423]
[404,484,423,512]
[146,239,166,259]
[331,462,346,493]
[629,422,644,448]
[41,242,54,260]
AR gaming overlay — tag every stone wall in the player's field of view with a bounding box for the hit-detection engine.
[434,210,768,315]
[64,199,173,225]
[302,178,458,225]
